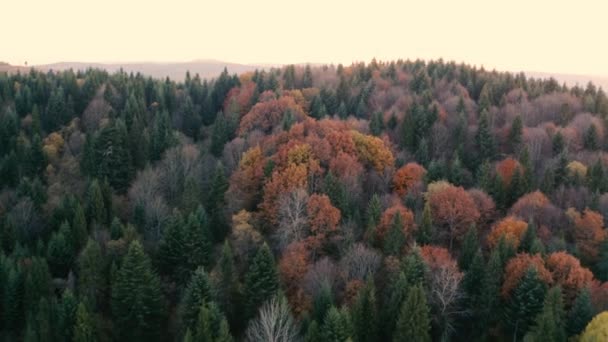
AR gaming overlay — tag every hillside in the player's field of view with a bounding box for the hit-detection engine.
[0,60,607,341]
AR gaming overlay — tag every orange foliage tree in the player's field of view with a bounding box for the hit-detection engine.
[502,253,553,297]
[376,203,416,244]
[571,208,607,264]
[306,194,341,252]
[427,182,480,250]
[545,252,594,302]
[279,242,311,316]
[261,164,309,224]
[226,146,266,211]
[496,157,523,185]
[238,95,308,135]
[487,216,528,249]
[392,162,426,196]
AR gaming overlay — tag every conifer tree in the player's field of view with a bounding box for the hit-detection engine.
[509,115,523,153]
[401,247,426,287]
[73,302,96,342]
[86,179,105,225]
[243,243,279,320]
[476,109,496,162]
[384,212,405,256]
[111,240,165,342]
[504,267,547,340]
[526,286,566,342]
[567,287,594,337]
[351,280,378,342]
[77,239,104,309]
[179,266,213,334]
[596,236,608,281]
[459,225,478,271]
[393,284,431,342]
[207,163,228,241]
[381,272,408,341]
[214,240,239,325]
[417,201,434,245]
[369,111,384,136]
[584,124,599,150]
[322,306,351,342]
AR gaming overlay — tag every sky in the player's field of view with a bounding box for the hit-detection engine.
[3,0,608,76]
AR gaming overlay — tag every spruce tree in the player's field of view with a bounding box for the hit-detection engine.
[393,284,431,342]
[476,109,496,162]
[179,266,213,334]
[351,280,378,342]
[369,111,384,136]
[46,222,75,277]
[243,243,279,320]
[214,240,239,326]
[322,306,351,342]
[526,286,566,342]
[509,115,523,153]
[584,124,599,150]
[380,272,409,341]
[384,212,405,256]
[552,131,565,156]
[86,179,105,225]
[73,302,96,342]
[207,163,228,241]
[458,225,478,271]
[417,201,434,244]
[111,240,165,342]
[77,239,104,309]
[567,287,594,337]
[401,247,426,287]
[596,236,608,281]
[504,267,547,340]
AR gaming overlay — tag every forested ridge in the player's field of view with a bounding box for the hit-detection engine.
[0,59,608,341]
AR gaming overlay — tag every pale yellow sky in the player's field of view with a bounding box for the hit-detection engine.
[3,0,608,76]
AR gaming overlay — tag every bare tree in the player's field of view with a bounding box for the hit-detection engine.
[340,243,381,282]
[427,263,465,341]
[303,257,340,298]
[245,296,299,342]
[275,188,310,251]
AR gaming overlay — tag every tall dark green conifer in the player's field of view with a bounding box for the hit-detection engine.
[393,284,431,342]
[111,240,165,342]
[351,280,378,342]
[243,243,279,320]
[504,267,547,340]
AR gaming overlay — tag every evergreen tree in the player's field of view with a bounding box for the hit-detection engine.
[596,236,608,281]
[179,267,213,334]
[401,247,426,287]
[86,179,105,225]
[151,110,173,161]
[584,124,599,150]
[47,222,75,277]
[80,133,96,177]
[77,239,104,309]
[322,306,351,342]
[365,194,382,240]
[567,287,594,337]
[504,267,547,340]
[458,225,478,271]
[476,109,496,162]
[312,283,334,324]
[351,280,378,342]
[243,243,279,320]
[384,212,405,256]
[111,240,165,342]
[23,257,52,313]
[158,211,188,282]
[552,131,565,156]
[73,302,96,342]
[72,203,88,250]
[381,272,408,341]
[461,250,486,339]
[526,286,566,342]
[210,112,229,157]
[94,119,134,192]
[304,320,321,342]
[479,249,502,335]
[369,111,384,136]
[207,163,228,241]
[393,284,431,342]
[214,240,239,325]
[509,115,523,153]
[417,201,434,245]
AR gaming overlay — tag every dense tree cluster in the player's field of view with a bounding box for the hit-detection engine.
[0,60,608,341]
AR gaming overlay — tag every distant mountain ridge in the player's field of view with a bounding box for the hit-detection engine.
[1,60,608,89]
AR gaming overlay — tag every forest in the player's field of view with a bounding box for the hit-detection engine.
[0,59,608,341]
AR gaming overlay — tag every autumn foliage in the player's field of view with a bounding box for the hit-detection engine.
[546,252,594,301]
[496,157,523,185]
[376,203,416,242]
[487,216,528,249]
[570,208,607,264]
[306,194,341,251]
[502,253,553,297]
[393,163,426,196]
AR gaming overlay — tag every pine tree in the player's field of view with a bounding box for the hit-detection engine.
[552,131,565,156]
[179,267,213,334]
[509,115,523,153]
[80,133,96,176]
[351,280,378,342]
[459,225,478,271]
[526,286,566,342]
[584,124,599,150]
[504,267,547,340]
[381,272,408,341]
[86,179,105,225]
[519,221,538,253]
[244,243,279,320]
[158,211,188,281]
[77,239,104,309]
[187,206,212,269]
[365,194,381,241]
[73,302,96,342]
[312,283,334,323]
[72,203,88,250]
[305,320,321,342]
[47,222,75,277]
[384,212,405,256]
[478,248,502,335]
[302,65,313,88]
[322,306,351,342]
[58,290,78,342]
[393,284,431,342]
[417,201,434,245]
[207,163,228,241]
[214,240,239,325]
[461,250,486,339]
[111,240,165,342]
[401,247,426,287]
[476,109,496,162]
[94,119,134,193]
[567,287,594,337]
[596,236,608,281]
[369,111,384,136]
[211,112,229,157]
